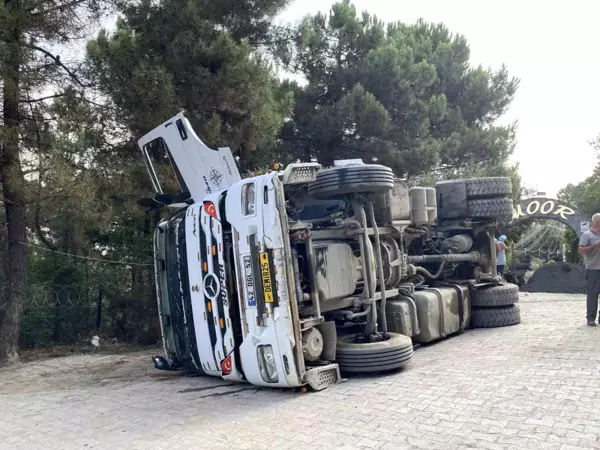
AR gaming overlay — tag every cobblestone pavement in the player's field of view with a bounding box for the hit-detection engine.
[2,293,600,450]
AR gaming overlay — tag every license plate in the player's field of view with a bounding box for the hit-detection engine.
[243,256,256,306]
[259,252,274,303]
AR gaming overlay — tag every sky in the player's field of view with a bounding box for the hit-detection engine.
[275,0,600,196]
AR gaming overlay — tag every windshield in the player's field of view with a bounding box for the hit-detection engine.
[142,137,189,195]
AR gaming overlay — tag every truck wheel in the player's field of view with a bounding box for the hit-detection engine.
[465,177,512,199]
[335,332,413,373]
[471,305,521,328]
[308,165,394,198]
[472,283,520,307]
[436,177,513,221]
[467,198,513,221]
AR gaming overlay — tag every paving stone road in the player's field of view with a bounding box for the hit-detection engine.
[1,292,600,450]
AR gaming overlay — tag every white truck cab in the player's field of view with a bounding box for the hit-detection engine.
[140,112,517,391]
[141,113,340,389]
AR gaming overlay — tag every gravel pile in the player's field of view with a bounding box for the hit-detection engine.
[522,262,586,294]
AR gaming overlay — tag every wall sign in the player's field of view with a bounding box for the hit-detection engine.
[509,197,590,236]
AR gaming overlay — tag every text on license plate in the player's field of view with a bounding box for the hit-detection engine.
[259,252,274,303]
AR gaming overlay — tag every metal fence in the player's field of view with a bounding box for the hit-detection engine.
[6,284,160,348]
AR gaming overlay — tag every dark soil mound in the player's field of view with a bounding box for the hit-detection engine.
[522,262,586,294]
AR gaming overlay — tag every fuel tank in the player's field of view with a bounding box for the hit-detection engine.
[412,285,471,343]
[385,295,419,338]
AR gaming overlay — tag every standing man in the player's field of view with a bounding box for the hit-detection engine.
[496,235,510,276]
[578,213,600,326]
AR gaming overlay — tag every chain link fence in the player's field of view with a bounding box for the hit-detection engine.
[12,283,160,348]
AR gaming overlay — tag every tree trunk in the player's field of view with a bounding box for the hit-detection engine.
[0,0,27,366]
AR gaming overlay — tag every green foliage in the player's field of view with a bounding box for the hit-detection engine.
[277,1,519,178]
[531,257,545,271]
[558,136,600,217]
[0,0,121,362]
[86,0,293,169]
[557,135,600,263]
[564,227,582,264]
[10,0,295,349]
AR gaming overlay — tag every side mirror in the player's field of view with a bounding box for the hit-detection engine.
[152,355,171,371]
[155,191,191,205]
[137,197,164,210]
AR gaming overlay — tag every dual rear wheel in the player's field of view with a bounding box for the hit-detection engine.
[437,177,514,222]
[471,283,521,328]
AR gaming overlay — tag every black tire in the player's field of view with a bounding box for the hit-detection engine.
[472,283,520,307]
[467,198,513,221]
[465,177,512,199]
[471,305,521,328]
[308,165,394,198]
[336,332,413,373]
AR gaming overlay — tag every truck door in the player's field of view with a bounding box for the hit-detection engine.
[138,112,241,203]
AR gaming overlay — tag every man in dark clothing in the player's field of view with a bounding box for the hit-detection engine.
[578,213,600,326]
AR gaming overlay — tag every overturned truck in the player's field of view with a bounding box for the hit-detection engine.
[139,112,521,391]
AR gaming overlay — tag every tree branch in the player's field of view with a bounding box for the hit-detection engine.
[28,44,91,88]
[28,0,89,17]
[26,93,59,253]
[77,96,116,111]
[34,208,58,252]
[19,93,66,103]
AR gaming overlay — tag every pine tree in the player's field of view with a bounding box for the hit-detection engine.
[0,0,113,365]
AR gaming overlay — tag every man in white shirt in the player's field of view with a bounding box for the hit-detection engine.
[579,213,600,326]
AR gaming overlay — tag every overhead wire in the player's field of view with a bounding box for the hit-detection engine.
[20,242,153,267]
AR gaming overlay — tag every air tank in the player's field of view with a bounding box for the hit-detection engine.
[426,187,437,224]
[389,180,410,220]
[410,187,438,225]
[442,234,473,253]
[409,187,428,225]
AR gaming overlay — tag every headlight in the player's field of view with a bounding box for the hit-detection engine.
[257,345,279,383]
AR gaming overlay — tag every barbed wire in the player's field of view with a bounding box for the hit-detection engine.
[0,284,144,308]
[0,284,95,308]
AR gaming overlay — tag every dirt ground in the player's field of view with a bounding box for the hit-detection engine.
[0,349,168,395]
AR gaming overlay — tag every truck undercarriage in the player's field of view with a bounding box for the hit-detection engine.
[140,113,519,390]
